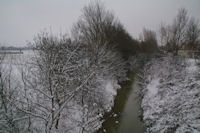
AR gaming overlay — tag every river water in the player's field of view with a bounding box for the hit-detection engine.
[97,73,145,133]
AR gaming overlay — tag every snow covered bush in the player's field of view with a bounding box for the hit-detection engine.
[141,54,200,133]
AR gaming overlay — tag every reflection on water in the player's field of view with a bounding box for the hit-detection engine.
[97,73,145,133]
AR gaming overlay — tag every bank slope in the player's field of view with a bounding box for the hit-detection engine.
[141,55,200,133]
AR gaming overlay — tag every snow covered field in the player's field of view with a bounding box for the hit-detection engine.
[141,55,200,133]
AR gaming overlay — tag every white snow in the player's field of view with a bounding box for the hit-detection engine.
[105,80,117,96]
[141,55,200,133]
[103,79,120,111]
[186,58,198,73]
[146,78,160,96]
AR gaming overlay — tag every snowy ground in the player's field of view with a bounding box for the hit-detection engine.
[141,55,200,133]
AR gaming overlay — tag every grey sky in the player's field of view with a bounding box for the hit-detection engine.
[0,0,200,46]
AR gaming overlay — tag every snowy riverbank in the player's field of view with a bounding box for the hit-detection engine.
[141,55,200,133]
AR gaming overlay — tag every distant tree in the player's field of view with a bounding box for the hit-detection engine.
[139,28,158,53]
[160,8,188,54]
[184,17,200,50]
[171,8,188,54]
[160,8,200,53]
[160,23,171,47]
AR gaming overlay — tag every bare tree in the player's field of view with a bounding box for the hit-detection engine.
[185,17,200,50]
[160,23,171,46]
[171,8,188,54]
[72,1,117,45]
[160,8,189,54]
[160,8,200,54]
[2,33,93,133]
[72,1,138,59]
[28,33,96,132]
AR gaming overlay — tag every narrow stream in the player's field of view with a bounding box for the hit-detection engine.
[97,73,145,133]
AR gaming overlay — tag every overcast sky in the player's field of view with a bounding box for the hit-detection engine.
[0,0,200,46]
